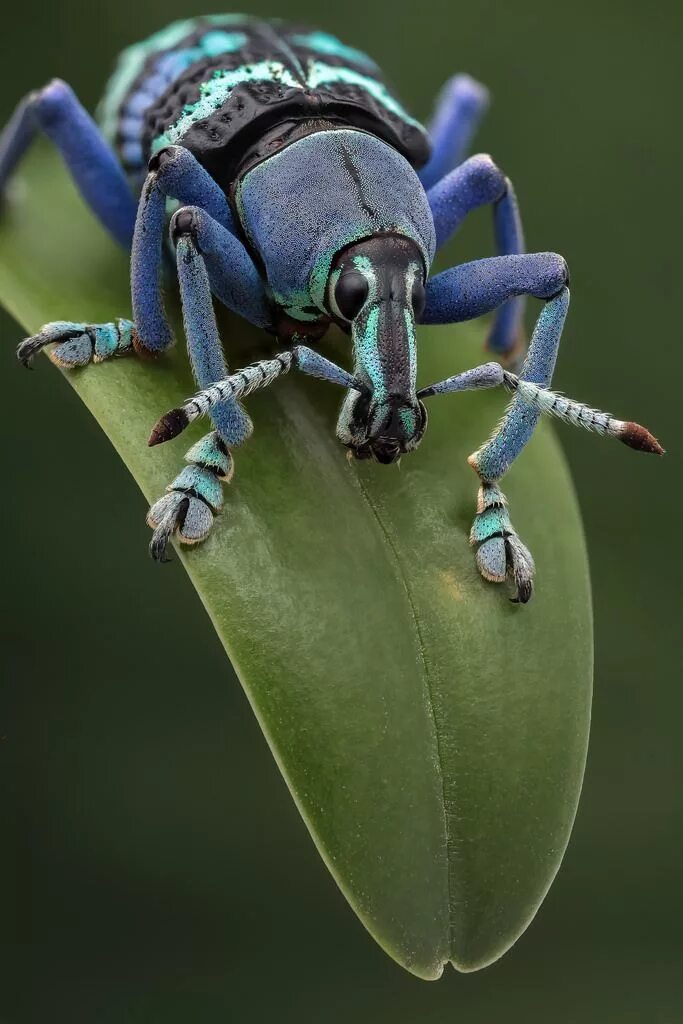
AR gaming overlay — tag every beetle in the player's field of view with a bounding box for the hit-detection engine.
[0,14,662,601]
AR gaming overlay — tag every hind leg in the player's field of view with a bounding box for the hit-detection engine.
[4,80,144,366]
[419,74,490,190]
[0,79,136,247]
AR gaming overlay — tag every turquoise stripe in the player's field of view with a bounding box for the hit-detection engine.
[289,31,378,72]
[355,305,386,398]
[98,16,250,141]
[152,61,301,152]
[307,62,423,130]
[152,56,424,152]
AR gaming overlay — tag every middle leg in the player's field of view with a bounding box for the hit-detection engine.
[427,154,526,361]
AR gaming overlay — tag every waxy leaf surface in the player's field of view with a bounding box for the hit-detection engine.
[0,146,592,977]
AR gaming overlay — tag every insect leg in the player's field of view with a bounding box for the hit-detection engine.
[422,264,661,600]
[169,206,271,329]
[146,209,270,560]
[131,146,240,354]
[427,154,525,360]
[423,252,569,324]
[0,80,136,247]
[419,75,490,190]
[17,318,137,368]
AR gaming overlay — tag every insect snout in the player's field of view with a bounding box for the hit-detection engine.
[346,392,428,464]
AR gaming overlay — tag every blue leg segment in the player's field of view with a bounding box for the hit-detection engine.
[466,289,571,601]
[423,252,568,324]
[419,74,490,190]
[17,317,136,367]
[171,207,272,330]
[420,264,569,602]
[470,288,570,481]
[147,223,258,560]
[490,180,525,358]
[396,263,655,602]
[427,154,526,358]
[0,80,136,248]
[174,231,253,445]
[131,146,240,353]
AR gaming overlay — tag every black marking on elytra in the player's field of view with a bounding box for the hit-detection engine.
[112,18,430,184]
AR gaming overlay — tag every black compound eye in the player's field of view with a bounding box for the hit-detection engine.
[411,278,426,319]
[334,271,369,321]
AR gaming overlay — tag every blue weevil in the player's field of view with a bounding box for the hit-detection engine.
[0,15,662,601]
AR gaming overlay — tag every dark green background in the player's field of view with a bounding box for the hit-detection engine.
[1,1,680,1020]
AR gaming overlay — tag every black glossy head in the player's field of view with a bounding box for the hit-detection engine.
[327,234,428,464]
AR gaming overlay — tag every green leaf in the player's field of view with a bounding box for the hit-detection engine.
[0,145,592,979]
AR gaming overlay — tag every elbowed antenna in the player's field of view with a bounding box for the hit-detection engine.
[502,372,664,455]
[148,346,365,446]
[418,363,664,456]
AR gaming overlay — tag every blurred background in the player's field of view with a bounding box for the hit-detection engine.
[1,0,681,1020]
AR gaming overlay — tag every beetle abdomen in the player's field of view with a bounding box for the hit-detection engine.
[98,15,430,188]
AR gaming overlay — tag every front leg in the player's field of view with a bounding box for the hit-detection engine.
[146,343,361,559]
[147,206,271,560]
[420,264,662,601]
[467,292,570,601]
[0,80,136,248]
[424,267,567,601]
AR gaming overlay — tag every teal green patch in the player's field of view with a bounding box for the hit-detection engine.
[354,304,386,398]
[98,15,252,140]
[289,31,378,71]
[403,304,417,392]
[399,406,418,434]
[307,62,423,130]
[185,432,233,478]
[308,232,366,309]
[93,323,119,360]
[470,506,512,544]
[152,61,301,151]
[200,30,247,57]
[170,465,224,511]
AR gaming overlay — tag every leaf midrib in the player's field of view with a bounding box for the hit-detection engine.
[355,470,453,966]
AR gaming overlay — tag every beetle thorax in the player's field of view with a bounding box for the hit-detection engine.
[234,128,435,325]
